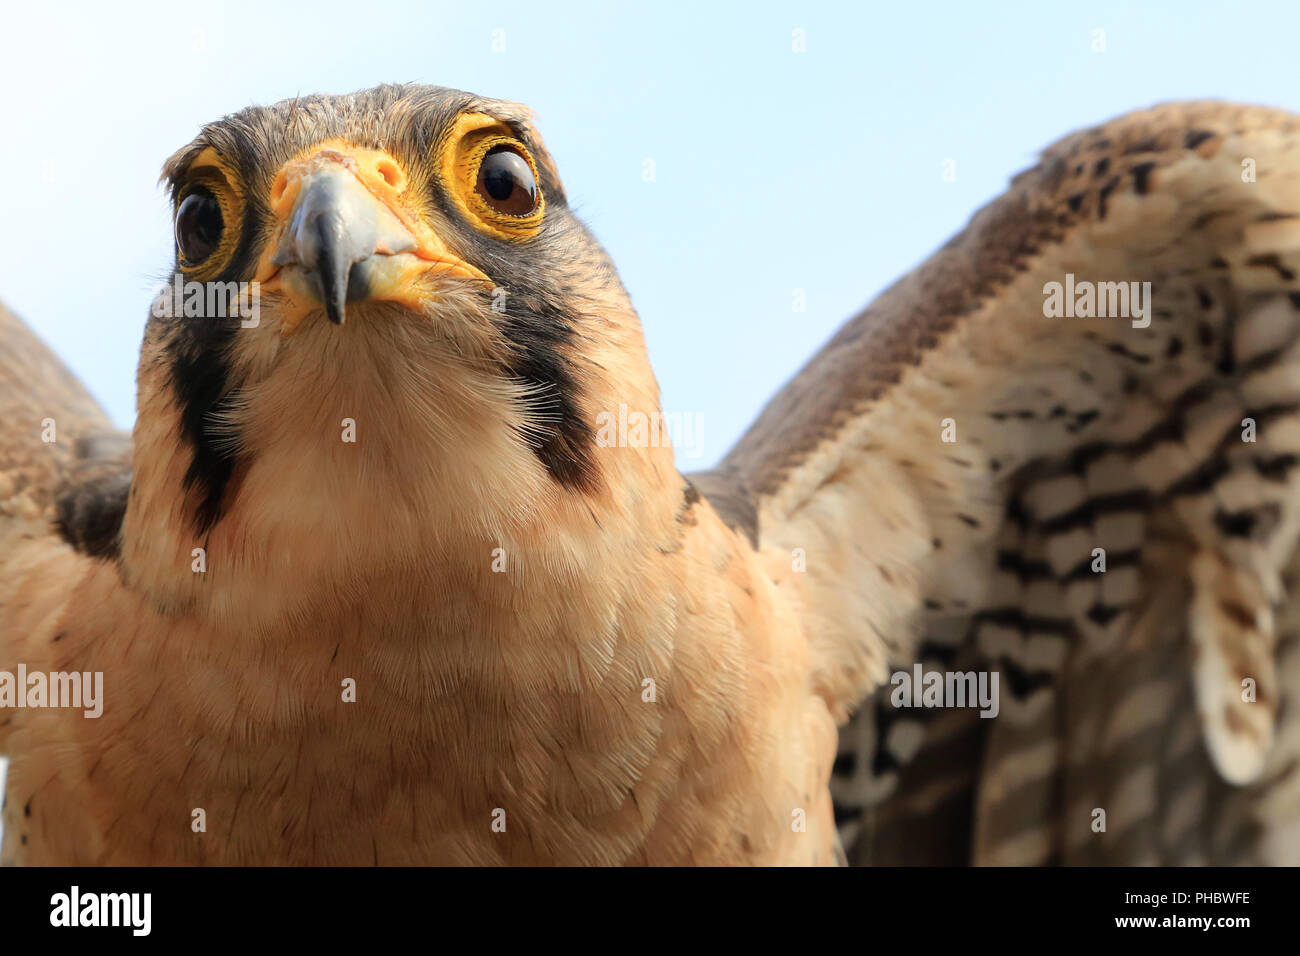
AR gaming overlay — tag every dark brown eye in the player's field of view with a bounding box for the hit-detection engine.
[175,187,224,263]
[475,145,538,217]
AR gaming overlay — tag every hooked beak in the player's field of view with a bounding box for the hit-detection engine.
[256,144,489,333]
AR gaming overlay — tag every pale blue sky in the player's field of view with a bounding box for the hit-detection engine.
[1,0,1297,467]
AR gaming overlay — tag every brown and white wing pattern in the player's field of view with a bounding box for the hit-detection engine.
[705,102,1300,864]
[0,301,118,533]
[0,299,129,749]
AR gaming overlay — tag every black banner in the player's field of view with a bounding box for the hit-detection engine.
[0,866,1277,943]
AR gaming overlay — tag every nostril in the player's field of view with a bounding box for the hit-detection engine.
[375,159,403,190]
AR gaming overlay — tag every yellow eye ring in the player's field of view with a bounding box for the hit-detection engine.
[174,149,243,276]
[442,113,545,240]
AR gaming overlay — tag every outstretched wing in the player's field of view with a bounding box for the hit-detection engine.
[0,300,130,753]
[703,102,1300,864]
[0,300,120,530]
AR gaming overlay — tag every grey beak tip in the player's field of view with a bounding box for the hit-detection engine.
[312,215,351,325]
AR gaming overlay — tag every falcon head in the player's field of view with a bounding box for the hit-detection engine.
[124,85,675,614]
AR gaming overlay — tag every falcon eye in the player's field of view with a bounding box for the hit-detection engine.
[444,116,546,238]
[475,145,538,217]
[175,187,225,263]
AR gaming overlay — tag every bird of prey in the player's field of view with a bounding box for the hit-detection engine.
[2,86,1299,865]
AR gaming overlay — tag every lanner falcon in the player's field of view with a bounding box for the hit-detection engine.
[2,85,1299,865]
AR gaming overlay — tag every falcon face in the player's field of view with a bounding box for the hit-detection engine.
[132,85,665,615]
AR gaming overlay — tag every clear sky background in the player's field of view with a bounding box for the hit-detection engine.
[1,0,1299,855]
[1,0,1298,470]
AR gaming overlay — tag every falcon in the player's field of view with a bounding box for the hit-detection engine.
[2,86,1299,865]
